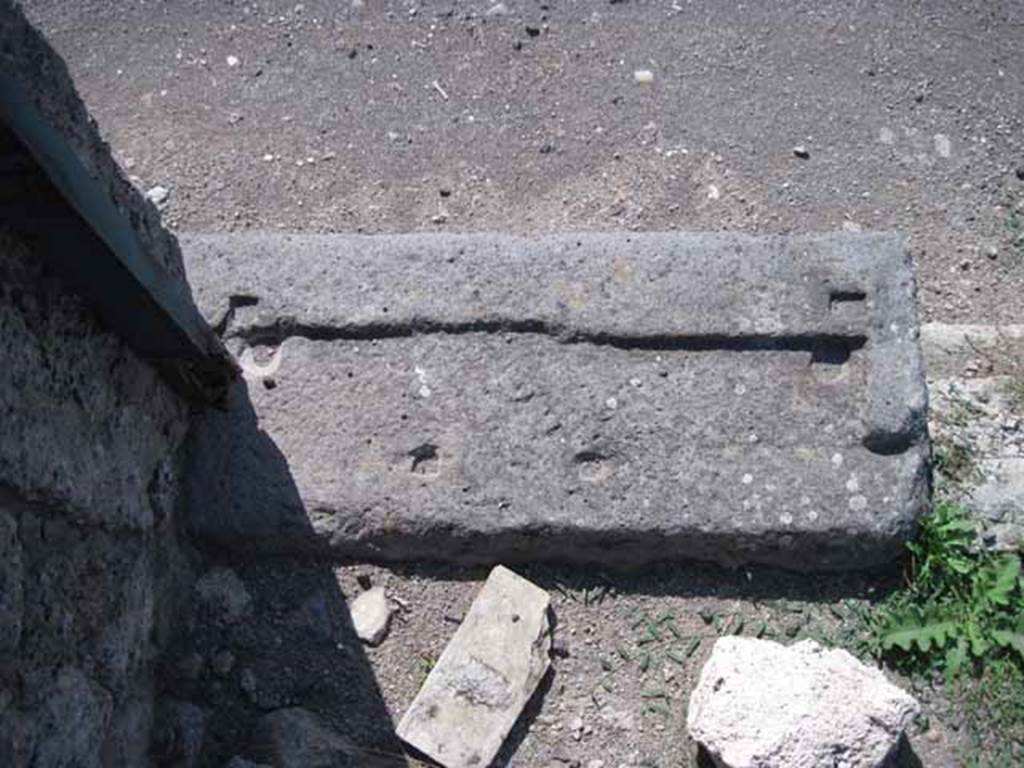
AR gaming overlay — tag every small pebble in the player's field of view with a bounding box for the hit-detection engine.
[349,586,394,645]
[633,69,654,84]
[226,55,240,67]
[793,145,810,159]
[145,185,169,206]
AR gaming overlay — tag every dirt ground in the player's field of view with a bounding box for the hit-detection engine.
[19,1,1024,766]
[170,552,960,767]
[336,561,960,767]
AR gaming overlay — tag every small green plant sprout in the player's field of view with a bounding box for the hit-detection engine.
[932,435,980,488]
[1007,208,1024,251]
[1005,377,1024,415]
[869,501,1024,680]
[940,385,986,429]
[416,653,437,686]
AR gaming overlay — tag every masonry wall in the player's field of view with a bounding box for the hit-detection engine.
[0,228,193,766]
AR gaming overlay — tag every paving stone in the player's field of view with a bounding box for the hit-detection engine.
[973,457,1024,534]
[396,565,551,768]
[920,323,1024,378]
[183,232,929,570]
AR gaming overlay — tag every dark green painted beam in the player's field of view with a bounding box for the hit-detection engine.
[0,73,235,406]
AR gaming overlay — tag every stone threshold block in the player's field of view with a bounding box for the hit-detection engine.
[183,232,929,571]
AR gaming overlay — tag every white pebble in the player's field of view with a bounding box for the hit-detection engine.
[145,185,169,206]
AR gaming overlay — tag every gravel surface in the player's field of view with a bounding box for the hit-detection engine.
[21,0,1024,323]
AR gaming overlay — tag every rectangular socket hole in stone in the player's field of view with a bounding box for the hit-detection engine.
[810,339,854,366]
[828,289,867,309]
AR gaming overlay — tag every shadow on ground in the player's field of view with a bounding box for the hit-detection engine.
[160,381,407,766]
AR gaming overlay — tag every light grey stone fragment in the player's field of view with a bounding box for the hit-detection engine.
[687,637,919,768]
[397,565,551,768]
[974,458,1024,519]
[183,231,930,570]
[249,707,355,768]
[146,185,170,206]
[974,457,1024,553]
[349,586,393,645]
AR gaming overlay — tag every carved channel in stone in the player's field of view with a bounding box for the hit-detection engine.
[233,318,868,356]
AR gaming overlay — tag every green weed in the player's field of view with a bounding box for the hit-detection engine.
[1005,378,1024,415]
[1007,209,1024,252]
[956,657,1024,765]
[938,387,986,429]
[868,501,1023,680]
[416,653,436,687]
[862,501,1024,763]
